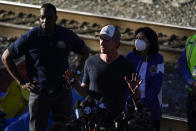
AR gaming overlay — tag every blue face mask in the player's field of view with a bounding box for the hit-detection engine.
[135,39,147,51]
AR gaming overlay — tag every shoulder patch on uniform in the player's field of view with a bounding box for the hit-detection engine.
[57,40,66,48]
[157,63,164,74]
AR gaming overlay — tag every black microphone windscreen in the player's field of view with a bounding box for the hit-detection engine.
[85,95,95,106]
[74,100,81,109]
[99,97,105,103]
[87,97,94,104]
[80,100,86,107]
[85,95,91,101]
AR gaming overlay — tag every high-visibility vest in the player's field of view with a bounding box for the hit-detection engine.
[185,34,196,91]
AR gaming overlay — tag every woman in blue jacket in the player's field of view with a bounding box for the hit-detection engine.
[126,27,164,131]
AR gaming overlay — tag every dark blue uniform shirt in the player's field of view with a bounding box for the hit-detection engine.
[8,25,84,93]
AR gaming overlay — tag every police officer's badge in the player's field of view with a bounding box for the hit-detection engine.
[150,65,157,74]
[57,40,66,48]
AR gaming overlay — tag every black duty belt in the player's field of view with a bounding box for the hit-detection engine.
[29,81,71,96]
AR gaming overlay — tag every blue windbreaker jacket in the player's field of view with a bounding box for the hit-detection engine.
[126,52,164,120]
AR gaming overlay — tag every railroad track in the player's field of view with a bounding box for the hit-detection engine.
[0,1,194,130]
[1,1,196,64]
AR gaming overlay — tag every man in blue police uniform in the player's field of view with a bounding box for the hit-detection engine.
[1,3,89,131]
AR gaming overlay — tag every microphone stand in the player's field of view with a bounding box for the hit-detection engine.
[130,94,138,112]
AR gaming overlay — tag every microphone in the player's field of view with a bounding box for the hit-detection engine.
[80,95,96,107]
[98,97,107,110]
[83,106,92,115]
[82,95,96,115]
[74,100,82,119]
[80,95,90,108]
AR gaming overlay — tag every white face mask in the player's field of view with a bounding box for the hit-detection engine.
[135,39,147,51]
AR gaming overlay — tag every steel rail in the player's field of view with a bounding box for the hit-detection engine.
[161,115,188,131]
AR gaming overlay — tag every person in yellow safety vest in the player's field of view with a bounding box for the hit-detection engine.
[178,34,196,131]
